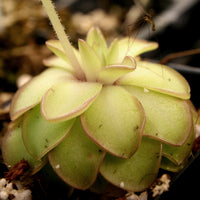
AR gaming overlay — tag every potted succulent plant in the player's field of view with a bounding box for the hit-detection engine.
[0,0,198,199]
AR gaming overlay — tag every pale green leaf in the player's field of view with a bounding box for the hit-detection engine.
[48,118,106,190]
[42,81,102,121]
[124,85,193,146]
[86,27,107,65]
[106,39,119,65]
[162,128,195,165]
[100,137,162,192]
[1,119,46,174]
[117,61,190,99]
[117,37,158,62]
[43,56,74,73]
[46,40,82,67]
[46,40,69,62]
[10,68,74,121]
[160,157,185,172]
[81,85,145,159]
[78,39,102,81]
[98,56,136,84]
[121,56,136,67]
[22,104,75,160]
[97,65,135,85]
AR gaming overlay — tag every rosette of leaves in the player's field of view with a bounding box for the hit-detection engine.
[1,25,196,192]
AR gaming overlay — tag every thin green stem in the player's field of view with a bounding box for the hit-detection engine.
[40,0,86,80]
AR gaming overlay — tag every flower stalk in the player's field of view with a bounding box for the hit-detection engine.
[40,0,86,81]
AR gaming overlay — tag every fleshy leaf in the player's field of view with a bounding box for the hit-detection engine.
[1,119,46,174]
[78,39,102,81]
[106,39,119,65]
[98,56,136,85]
[86,27,107,65]
[46,40,70,63]
[89,174,110,194]
[100,137,162,192]
[46,40,82,68]
[43,56,74,73]
[117,38,158,62]
[42,81,102,121]
[162,128,195,165]
[81,85,145,159]
[124,85,193,146]
[117,61,190,99]
[98,65,135,85]
[160,157,185,172]
[10,68,74,121]
[121,56,136,67]
[22,104,75,160]
[48,118,106,190]
[46,40,69,63]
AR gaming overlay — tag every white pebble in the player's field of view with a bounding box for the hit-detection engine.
[6,183,13,191]
[0,179,7,188]
[125,191,148,200]
[120,181,124,188]
[55,164,60,169]
[152,174,170,197]
[144,88,149,93]
[12,189,32,200]
[0,178,32,200]
[0,191,9,200]
[195,124,200,138]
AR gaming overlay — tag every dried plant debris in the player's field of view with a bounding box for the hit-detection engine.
[0,178,32,200]
[4,159,30,181]
[116,174,170,200]
[151,174,171,198]
[116,191,148,200]
[0,160,32,199]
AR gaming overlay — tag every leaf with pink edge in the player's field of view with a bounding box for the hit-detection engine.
[1,119,46,174]
[43,56,74,73]
[162,128,195,165]
[98,56,136,84]
[42,81,102,121]
[81,85,145,159]
[124,85,193,146]
[106,39,119,65]
[22,104,75,160]
[117,61,190,99]
[160,157,185,172]
[121,56,136,67]
[46,40,69,62]
[98,65,135,85]
[100,137,162,192]
[48,118,106,190]
[117,37,158,62]
[86,27,108,65]
[10,68,74,121]
[78,39,102,81]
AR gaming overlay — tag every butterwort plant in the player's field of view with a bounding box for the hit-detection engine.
[1,0,196,192]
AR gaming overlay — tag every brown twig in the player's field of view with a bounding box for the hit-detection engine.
[159,48,200,65]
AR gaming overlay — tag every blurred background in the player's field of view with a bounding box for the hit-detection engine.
[0,0,200,111]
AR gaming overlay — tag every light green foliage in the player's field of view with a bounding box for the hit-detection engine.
[1,0,196,193]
